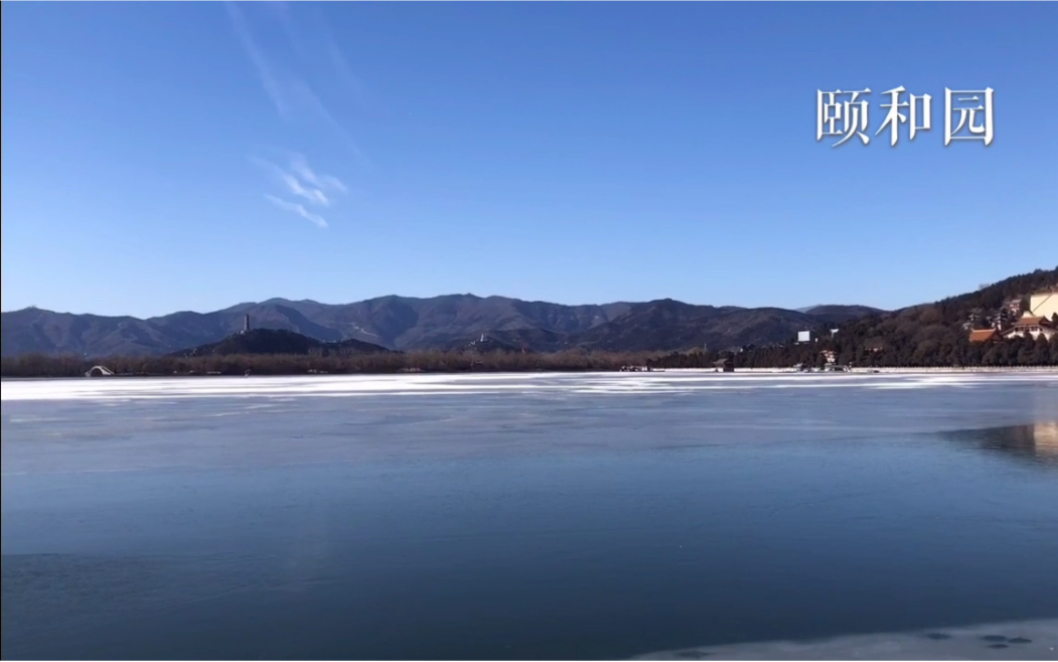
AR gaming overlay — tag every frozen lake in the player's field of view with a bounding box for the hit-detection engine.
[2,371,1057,659]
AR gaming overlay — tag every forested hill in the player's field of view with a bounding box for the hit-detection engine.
[169,329,392,357]
[761,264,1058,365]
[653,267,1058,369]
[815,266,1058,366]
[928,268,1058,320]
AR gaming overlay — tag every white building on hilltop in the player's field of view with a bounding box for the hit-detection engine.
[1029,288,1058,321]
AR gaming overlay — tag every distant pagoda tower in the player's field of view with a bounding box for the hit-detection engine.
[242,314,250,334]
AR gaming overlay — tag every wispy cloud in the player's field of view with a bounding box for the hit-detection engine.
[325,38,372,111]
[271,1,377,115]
[227,2,368,226]
[225,2,289,117]
[280,171,329,206]
[224,1,371,166]
[290,154,347,194]
[255,155,345,229]
[265,195,328,229]
[286,79,369,168]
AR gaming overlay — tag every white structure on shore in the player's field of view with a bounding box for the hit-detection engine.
[1003,314,1057,341]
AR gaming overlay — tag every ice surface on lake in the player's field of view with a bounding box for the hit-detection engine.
[3,370,1056,401]
[636,618,1058,660]
[3,371,1057,660]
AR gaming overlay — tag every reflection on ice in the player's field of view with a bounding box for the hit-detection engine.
[945,422,1058,465]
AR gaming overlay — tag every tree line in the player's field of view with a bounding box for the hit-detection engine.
[646,332,1057,370]
[0,349,665,378]
[4,333,1054,379]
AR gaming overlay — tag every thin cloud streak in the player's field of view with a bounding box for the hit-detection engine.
[280,171,329,206]
[252,156,345,207]
[309,4,379,116]
[290,154,347,194]
[274,1,373,113]
[225,1,288,117]
[265,195,328,229]
[289,78,370,168]
[326,39,371,109]
[225,1,370,167]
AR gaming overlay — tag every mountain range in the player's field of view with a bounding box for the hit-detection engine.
[0,296,883,358]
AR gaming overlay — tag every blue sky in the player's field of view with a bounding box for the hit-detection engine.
[2,2,1056,317]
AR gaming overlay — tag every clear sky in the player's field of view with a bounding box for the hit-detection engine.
[2,2,1056,318]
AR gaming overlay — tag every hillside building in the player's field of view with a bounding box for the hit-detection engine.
[968,328,1000,343]
[1002,315,1056,342]
[1029,288,1058,321]
[968,309,1055,342]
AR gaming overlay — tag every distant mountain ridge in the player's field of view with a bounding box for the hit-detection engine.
[799,305,884,323]
[1,294,884,358]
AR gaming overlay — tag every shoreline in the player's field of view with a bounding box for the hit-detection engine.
[3,365,1058,381]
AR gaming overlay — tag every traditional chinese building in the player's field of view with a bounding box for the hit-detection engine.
[968,328,1001,343]
[1001,314,1056,342]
